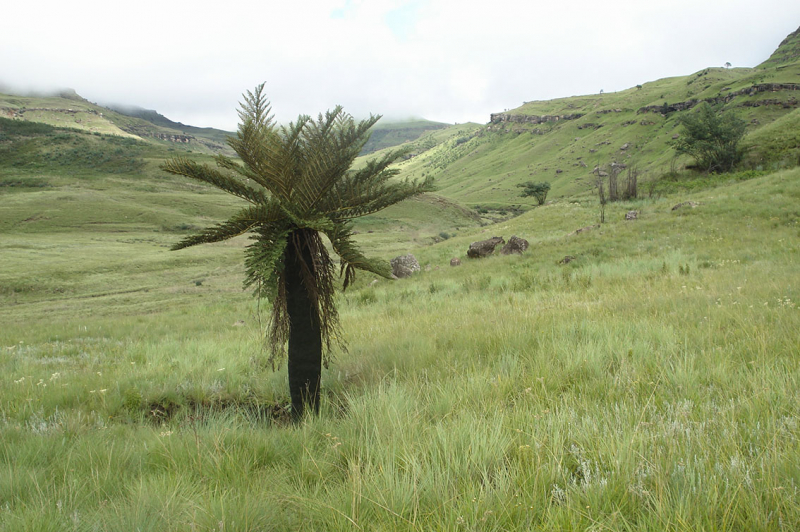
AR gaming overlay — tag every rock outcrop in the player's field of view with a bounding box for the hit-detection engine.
[489,113,584,125]
[637,83,800,115]
[671,201,700,211]
[500,236,529,255]
[390,254,420,278]
[467,237,505,258]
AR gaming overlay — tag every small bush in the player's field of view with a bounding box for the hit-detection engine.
[517,181,551,205]
[673,103,746,173]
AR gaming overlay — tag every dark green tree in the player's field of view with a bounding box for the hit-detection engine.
[674,103,746,173]
[517,181,551,205]
[161,84,432,420]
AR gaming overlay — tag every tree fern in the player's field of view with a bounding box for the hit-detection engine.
[161,83,433,418]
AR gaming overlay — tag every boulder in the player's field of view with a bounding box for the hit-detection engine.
[500,235,529,255]
[625,210,639,220]
[390,254,420,278]
[671,201,699,211]
[450,258,462,267]
[568,224,600,236]
[467,236,505,258]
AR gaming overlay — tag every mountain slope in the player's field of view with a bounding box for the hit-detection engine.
[0,90,234,155]
[371,26,800,209]
[360,118,450,154]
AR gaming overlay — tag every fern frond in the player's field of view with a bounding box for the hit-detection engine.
[328,174,435,221]
[161,158,267,204]
[292,112,382,216]
[236,83,274,129]
[171,204,283,250]
[323,223,392,283]
[243,224,291,300]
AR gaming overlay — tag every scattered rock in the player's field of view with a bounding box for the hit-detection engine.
[620,143,630,150]
[671,201,700,211]
[559,255,576,265]
[467,236,505,258]
[450,258,462,267]
[232,320,245,327]
[568,224,600,236]
[625,210,639,220]
[672,134,680,139]
[390,254,420,278]
[556,169,563,174]
[500,236,529,255]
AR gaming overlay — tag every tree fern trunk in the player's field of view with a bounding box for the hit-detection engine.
[285,229,322,421]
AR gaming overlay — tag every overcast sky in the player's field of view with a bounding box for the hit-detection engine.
[2,1,799,131]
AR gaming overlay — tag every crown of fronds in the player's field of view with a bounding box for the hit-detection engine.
[161,83,433,364]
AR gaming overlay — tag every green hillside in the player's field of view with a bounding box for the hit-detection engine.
[360,118,450,154]
[366,26,800,209]
[106,104,234,147]
[1,26,799,532]
[0,90,233,155]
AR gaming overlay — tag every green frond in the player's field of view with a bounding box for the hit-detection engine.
[243,224,291,300]
[214,155,268,186]
[327,174,435,221]
[290,112,383,216]
[227,88,295,199]
[236,83,274,130]
[171,204,284,250]
[160,158,267,204]
[323,224,392,283]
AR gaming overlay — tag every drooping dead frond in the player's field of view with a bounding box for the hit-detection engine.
[265,230,343,369]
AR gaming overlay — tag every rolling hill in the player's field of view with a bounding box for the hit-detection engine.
[359,25,800,209]
[0,89,234,155]
[1,24,799,532]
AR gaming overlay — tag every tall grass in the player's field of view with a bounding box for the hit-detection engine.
[1,168,798,530]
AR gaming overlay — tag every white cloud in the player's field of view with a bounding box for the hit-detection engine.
[1,0,798,130]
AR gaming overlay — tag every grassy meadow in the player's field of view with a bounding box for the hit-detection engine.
[1,135,798,531]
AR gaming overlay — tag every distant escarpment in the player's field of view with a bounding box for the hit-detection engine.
[489,113,584,125]
[490,83,799,126]
[120,126,195,143]
[637,83,800,114]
